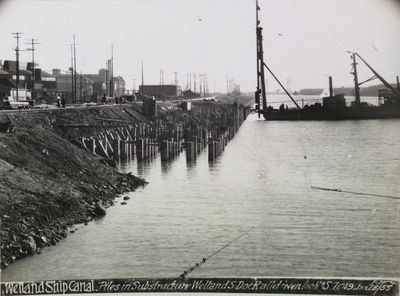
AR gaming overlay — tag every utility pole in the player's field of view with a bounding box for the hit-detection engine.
[105,60,108,96]
[160,69,164,98]
[199,74,203,97]
[70,44,74,103]
[12,32,23,102]
[351,52,360,107]
[25,38,40,100]
[80,71,82,101]
[159,70,163,85]
[110,44,114,97]
[141,60,144,96]
[73,34,77,102]
[205,73,208,95]
[174,71,178,86]
[226,75,229,94]
[193,74,196,94]
[203,74,205,96]
[202,74,205,96]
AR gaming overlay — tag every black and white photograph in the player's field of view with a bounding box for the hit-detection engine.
[0,0,399,295]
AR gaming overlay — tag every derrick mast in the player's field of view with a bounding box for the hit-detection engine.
[255,0,267,117]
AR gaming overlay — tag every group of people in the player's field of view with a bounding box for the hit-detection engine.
[100,93,138,105]
[56,93,66,108]
[101,94,123,105]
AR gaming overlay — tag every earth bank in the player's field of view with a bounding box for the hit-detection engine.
[0,106,148,270]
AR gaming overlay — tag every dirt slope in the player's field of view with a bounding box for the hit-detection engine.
[0,128,146,269]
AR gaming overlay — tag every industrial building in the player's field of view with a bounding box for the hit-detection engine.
[0,60,57,100]
[51,69,95,103]
[1,59,126,104]
[83,69,126,98]
[139,84,181,99]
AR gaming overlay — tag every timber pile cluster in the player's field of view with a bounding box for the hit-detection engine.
[0,97,250,270]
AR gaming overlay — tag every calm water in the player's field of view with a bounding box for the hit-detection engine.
[2,114,400,281]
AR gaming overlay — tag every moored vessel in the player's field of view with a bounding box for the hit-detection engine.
[254,1,400,121]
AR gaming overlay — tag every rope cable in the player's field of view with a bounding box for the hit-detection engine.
[311,186,400,200]
[178,228,253,278]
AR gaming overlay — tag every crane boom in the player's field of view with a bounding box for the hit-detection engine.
[355,52,399,95]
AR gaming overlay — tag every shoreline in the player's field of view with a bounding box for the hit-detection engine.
[0,127,147,269]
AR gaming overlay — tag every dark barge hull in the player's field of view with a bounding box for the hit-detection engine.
[262,107,400,121]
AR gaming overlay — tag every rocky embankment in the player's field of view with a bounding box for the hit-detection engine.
[0,109,147,270]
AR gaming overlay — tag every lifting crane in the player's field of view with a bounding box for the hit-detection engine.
[350,51,399,107]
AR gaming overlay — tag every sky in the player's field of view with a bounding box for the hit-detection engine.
[0,0,399,92]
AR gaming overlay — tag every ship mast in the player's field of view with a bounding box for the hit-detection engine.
[350,52,361,108]
[255,0,267,117]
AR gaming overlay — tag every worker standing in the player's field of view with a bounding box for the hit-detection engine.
[61,94,66,108]
[56,93,61,107]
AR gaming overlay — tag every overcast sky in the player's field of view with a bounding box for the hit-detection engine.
[0,0,399,92]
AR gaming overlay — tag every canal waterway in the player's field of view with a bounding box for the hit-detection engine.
[2,114,400,281]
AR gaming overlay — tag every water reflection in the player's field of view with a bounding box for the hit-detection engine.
[136,158,152,177]
[185,158,197,171]
[160,160,170,175]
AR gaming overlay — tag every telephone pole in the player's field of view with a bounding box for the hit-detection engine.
[80,71,83,100]
[12,32,23,102]
[26,38,40,100]
[70,44,74,102]
[73,34,77,102]
[199,74,203,97]
[141,60,144,96]
[160,69,164,98]
[205,73,208,95]
[226,75,229,94]
[105,59,109,96]
[110,44,114,97]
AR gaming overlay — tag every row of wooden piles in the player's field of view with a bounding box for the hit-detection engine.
[79,102,251,163]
